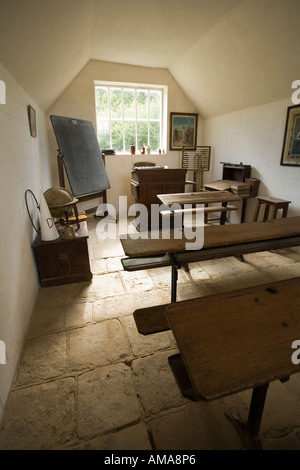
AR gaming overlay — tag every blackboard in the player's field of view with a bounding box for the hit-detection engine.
[50,115,110,197]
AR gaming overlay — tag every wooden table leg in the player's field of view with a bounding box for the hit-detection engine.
[220,202,228,225]
[241,198,247,223]
[171,264,178,303]
[225,383,269,450]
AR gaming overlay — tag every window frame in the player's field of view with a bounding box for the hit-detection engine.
[94,81,167,155]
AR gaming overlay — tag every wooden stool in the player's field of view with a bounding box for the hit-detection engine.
[253,196,291,221]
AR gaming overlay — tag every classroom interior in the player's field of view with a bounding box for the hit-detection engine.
[1,0,300,451]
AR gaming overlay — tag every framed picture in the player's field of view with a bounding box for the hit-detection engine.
[170,112,198,150]
[281,104,300,166]
[27,105,37,138]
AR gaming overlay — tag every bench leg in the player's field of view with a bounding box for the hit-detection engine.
[263,204,270,221]
[225,383,269,450]
[271,206,278,220]
[282,205,289,218]
[253,201,261,222]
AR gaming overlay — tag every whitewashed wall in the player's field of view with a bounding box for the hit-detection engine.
[0,61,51,424]
[202,99,300,222]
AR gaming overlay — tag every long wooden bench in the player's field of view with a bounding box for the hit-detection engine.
[120,217,300,335]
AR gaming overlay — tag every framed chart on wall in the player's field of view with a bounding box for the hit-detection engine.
[281,104,300,167]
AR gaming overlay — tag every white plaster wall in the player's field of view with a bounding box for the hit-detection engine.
[0,62,52,424]
[47,60,198,212]
[202,99,300,222]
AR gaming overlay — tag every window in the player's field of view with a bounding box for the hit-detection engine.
[95,82,166,154]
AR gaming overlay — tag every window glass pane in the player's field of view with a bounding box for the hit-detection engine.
[111,121,123,151]
[124,121,136,152]
[137,90,148,119]
[150,90,161,120]
[95,84,164,154]
[137,121,148,149]
[98,119,110,150]
[150,121,160,151]
[110,88,122,119]
[96,87,109,118]
[124,89,136,119]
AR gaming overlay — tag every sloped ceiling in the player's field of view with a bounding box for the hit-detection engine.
[0,0,298,117]
[169,0,300,117]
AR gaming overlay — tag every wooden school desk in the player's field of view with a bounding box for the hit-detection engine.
[165,277,300,449]
[157,190,241,225]
[120,217,300,335]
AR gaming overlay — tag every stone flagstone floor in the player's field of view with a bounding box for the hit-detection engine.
[1,216,300,450]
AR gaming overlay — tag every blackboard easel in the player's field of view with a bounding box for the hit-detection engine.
[57,151,107,205]
[50,115,110,206]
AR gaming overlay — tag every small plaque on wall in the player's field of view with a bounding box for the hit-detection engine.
[27,105,37,138]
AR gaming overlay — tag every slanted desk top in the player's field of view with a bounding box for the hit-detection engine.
[165,277,300,402]
[157,190,241,206]
[120,217,300,258]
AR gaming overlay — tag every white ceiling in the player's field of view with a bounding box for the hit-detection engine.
[90,0,240,68]
[0,0,299,117]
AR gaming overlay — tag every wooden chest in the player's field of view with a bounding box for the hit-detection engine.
[33,221,93,287]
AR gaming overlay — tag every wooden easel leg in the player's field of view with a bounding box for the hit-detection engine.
[225,383,269,450]
[57,152,65,188]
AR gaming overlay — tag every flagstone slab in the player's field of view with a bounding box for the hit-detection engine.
[15,332,66,386]
[67,320,131,372]
[77,363,141,439]
[132,350,187,416]
[0,378,75,450]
